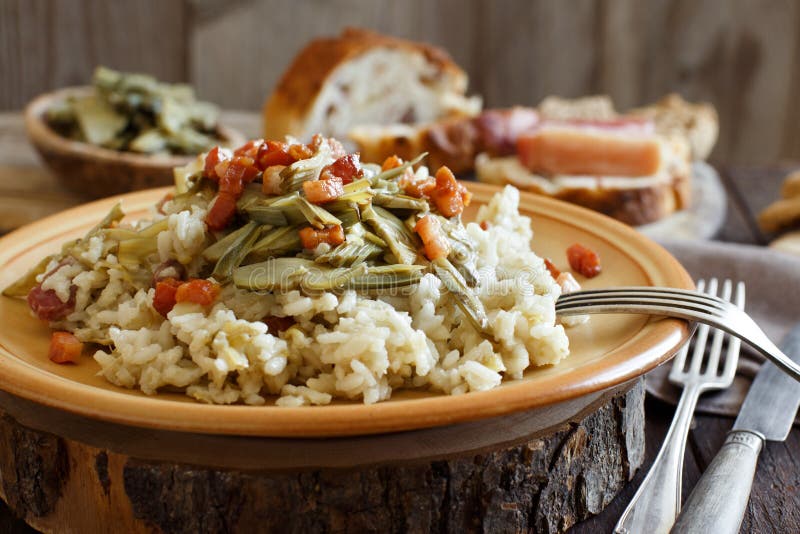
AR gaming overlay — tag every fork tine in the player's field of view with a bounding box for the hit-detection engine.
[703,280,732,374]
[720,282,745,380]
[688,279,716,374]
[671,279,706,374]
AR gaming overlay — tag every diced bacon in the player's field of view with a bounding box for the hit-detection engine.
[262,315,295,334]
[544,258,561,279]
[48,332,83,364]
[399,172,435,198]
[262,165,286,195]
[287,143,314,161]
[381,155,404,171]
[257,141,297,169]
[217,155,260,197]
[309,134,346,158]
[175,279,220,307]
[234,139,264,158]
[153,277,182,317]
[556,272,582,293]
[479,221,491,231]
[320,154,364,185]
[27,284,75,322]
[205,192,238,231]
[298,225,345,250]
[414,214,451,260]
[567,243,602,278]
[303,176,344,204]
[516,120,662,177]
[204,146,232,181]
[429,166,472,217]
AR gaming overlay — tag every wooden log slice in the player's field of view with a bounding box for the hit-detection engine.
[0,379,644,534]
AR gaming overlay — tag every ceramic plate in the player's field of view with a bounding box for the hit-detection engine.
[0,184,692,437]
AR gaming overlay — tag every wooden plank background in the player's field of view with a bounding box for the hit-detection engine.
[1,0,799,165]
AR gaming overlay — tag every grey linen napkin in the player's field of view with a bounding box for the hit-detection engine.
[645,240,800,419]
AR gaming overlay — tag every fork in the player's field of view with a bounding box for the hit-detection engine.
[555,283,800,382]
[613,279,744,534]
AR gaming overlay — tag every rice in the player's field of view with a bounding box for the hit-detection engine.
[37,184,578,406]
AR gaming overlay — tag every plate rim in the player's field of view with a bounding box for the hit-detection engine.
[0,184,692,437]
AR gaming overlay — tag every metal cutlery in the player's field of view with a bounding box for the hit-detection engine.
[615,279,744,534]
[556,286,800,382]
[671,322,800,533]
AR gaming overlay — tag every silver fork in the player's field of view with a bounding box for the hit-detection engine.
[613,279,744,534]
[556,284,800,382]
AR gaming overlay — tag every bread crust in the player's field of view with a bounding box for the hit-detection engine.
[476,155,690,226]
[263,28,468,140]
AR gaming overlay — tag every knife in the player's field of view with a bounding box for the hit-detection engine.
[671,323,800,534]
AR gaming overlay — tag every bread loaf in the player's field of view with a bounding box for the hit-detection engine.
[263,28,480,143]
[475,153,691,226]
[631,93,718,161]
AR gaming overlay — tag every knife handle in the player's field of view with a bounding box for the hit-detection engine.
[671,429,764,534]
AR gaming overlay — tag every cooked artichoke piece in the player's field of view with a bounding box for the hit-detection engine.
[314,241,383,268]
[117,237,159,266]
[296,197,342,229]
[72,96,127,146]
[233,257,316,291]
[135,218,170,239]
[245,206,289,226]
[347,264,425,291]
[129,129,168,154]
[372,193,429,211]
[1,255,56,297]
[87,203,125,237]
[361,205,419,265]
[431,257,489,333]
[248,226,302,260]
[212,221,261,281]
[368,152,427,184]
[334,205,361,228]
[301,263,369,292]
[203,220,265,263]
[173,155,204,194]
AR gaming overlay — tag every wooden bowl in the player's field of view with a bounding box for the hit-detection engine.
[24,87,247,198]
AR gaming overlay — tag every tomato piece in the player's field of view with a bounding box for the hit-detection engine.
[298,225,345,250]
[27,284,75,322]
[414,214,451,260]
[303,176,344,204]
[257,141,297,169]
[543,258,561,279]
[234,139,264,158]
[429,166,471,217]
[381,155,403,171]
[205,192,238,231]
[175,279,220,307]
[48,331,83,364]
[152,277,182,317]
[566,243,602,278]
[320,154,364,185]
[204,146,232,181]
[262,315,295,334]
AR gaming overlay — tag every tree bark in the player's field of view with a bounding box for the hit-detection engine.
[0,380,644,534]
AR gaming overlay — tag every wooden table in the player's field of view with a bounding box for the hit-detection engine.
[0,112,798,533]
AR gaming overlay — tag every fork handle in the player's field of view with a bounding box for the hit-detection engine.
[614,383,702,534]
[671,430,763,534]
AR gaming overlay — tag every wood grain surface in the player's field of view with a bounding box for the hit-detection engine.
[1,0,800,164]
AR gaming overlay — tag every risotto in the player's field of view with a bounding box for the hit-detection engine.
[4,136,584,406]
